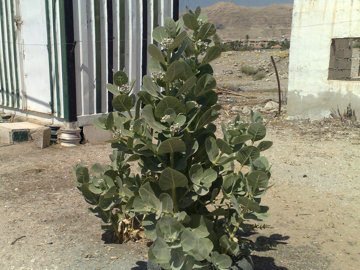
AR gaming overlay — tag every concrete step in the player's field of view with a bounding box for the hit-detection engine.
[0,122,48,146]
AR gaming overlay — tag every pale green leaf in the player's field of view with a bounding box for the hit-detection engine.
[159,168,188,191]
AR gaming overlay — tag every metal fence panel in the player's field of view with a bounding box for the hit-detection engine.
[0,0,177,124]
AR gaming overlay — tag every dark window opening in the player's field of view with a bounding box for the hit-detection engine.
[328,38,360,81]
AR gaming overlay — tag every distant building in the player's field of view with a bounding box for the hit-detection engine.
[222,38,287,51]
[271,44,282,50]
[288,0,360,119]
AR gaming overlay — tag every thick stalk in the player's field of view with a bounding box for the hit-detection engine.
[165,50,171,95]
[172,187,178,212]
[170,152,178,211]
[170,152,175,168]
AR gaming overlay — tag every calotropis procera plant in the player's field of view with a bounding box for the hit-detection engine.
[75,8,272,270]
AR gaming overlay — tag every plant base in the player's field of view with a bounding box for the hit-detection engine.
[147,261,162,270]
[146,256,254,270]
[231,256,254,270]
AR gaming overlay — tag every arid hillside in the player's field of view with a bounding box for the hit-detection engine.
[202,2,293,40]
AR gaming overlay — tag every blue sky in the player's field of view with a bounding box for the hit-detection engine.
[180,0,294,10]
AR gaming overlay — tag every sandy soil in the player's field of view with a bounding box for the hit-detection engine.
[212,50,289,94]
[1,106,359,269]
[1,50,360,270]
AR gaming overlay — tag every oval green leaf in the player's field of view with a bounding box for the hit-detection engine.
[205,137,220,164]
[112,94,133,112]
[152,26,169,43]
[237,146,260,165]
[159,167,188,191]
[258,140,273,151]
[183,13,199,30]
[155,96,186,118]
[148,44,165,64]
[158,138,186,155]
[248,123,266,141]
[247,171,269,190]
[201,46,221,65]
[142,105,166,131]
[142,75,160,97]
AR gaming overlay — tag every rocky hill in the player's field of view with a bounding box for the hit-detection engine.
[202,2,293,41]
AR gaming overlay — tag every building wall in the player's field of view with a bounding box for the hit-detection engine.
[0,0,22,111]
[288,0,360,119]
[0,0,177,125]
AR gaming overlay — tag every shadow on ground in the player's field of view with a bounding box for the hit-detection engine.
[131,261,147,270]
[131,258,288,270]
[130,234,289,269]
[254,234,289,252]
[253,234,289,270]
[253,255,288,270]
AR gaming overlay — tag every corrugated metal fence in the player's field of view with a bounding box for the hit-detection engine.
[0,0,178,124]
[0,0,21,110]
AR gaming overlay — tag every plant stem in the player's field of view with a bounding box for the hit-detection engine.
[172,187,178,212]
[170,152,178,211]
[170,153,175,168]
[165,50,171,95]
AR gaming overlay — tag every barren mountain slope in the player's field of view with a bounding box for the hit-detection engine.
[202,2,293,40]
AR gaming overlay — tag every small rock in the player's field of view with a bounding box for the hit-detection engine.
[264,101,279,111]
[253,105,262,112]
[223,70,234,75]
[231,106,241,113]
[242,106,251,115]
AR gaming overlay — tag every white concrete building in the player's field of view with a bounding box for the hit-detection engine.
[0,0,178,125]
[288,0,360,119]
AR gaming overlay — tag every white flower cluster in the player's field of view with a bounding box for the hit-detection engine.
[160,114,171,123]
[197,18,205,27]
[112,129,122,139]
[119,84,129,94]
[196,40,210,52]
[227,121,242,130]
[151,71,165,82]
[160,38,174,50]
[170,123,181,133]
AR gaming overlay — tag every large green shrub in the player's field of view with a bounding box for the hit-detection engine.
[76,8,272,269]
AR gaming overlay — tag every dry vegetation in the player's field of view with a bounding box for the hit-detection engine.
[203,2,292,41]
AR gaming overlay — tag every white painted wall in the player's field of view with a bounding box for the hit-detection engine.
[288,0,360,119]
[1,0,177,124]
[20,0,52,114]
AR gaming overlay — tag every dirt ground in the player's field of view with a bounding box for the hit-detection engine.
[1,51,360,270]
[212,50,289,93]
